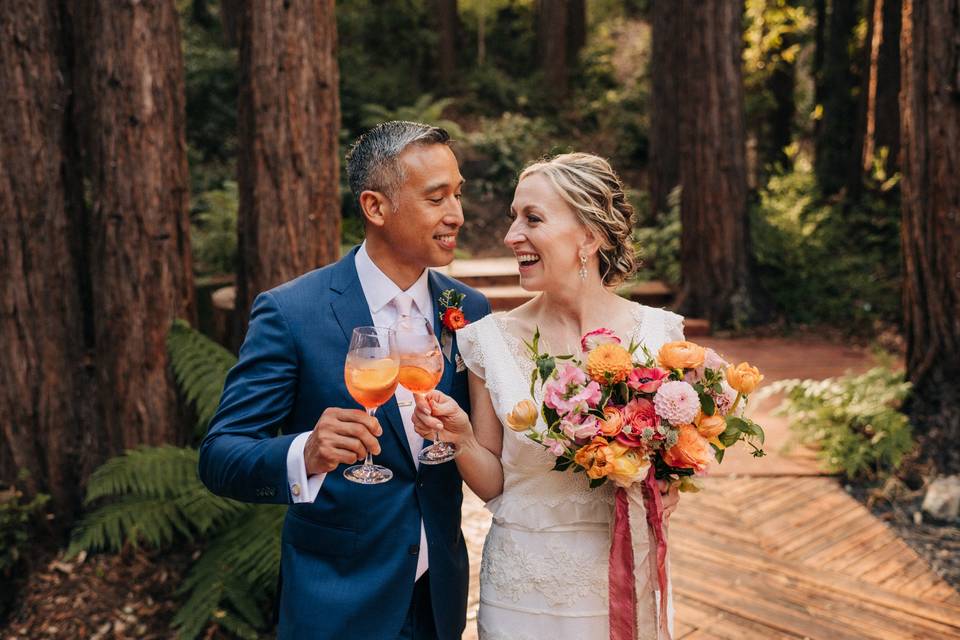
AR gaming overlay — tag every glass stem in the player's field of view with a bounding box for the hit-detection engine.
[365,407,377,466]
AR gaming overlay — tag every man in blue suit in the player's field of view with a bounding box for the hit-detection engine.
[199,121,491,639]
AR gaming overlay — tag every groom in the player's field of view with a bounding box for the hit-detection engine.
[199,121,490,639]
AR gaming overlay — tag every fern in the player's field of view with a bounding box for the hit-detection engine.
[360,93,465,138]
[167,318,237,438]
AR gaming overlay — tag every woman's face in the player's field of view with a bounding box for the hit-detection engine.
[505,173,590,292]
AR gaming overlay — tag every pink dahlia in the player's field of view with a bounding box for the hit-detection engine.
[653,380,701,425]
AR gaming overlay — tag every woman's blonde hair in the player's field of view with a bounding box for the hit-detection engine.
[519,152,637,287]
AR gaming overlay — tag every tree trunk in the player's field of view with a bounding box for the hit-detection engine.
[74,0,196,453]
[0,0,88,522]
[814,0,862,196]
[675,0,760,328]
[649,0,682,217]
[899,0,960,473]
[567,0,587,67]
[536,0,568,102]
[860,0,901,178]
[235,0,341,334]
[436,0,459,87]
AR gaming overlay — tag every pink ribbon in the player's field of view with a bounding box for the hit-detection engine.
[643,471,672,640]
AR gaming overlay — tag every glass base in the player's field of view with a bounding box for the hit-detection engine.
[343,463,393,484]
[418,442,458,465]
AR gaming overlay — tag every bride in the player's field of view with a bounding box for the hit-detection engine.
[413,153,682,639]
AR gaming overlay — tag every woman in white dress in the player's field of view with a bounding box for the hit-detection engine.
[413,153,682,639]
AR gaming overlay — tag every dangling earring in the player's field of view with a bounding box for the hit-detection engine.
[579,253,588,281]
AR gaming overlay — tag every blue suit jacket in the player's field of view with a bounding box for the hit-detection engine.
[199,247,491,639]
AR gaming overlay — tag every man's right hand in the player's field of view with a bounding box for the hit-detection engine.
[304,408,383,475]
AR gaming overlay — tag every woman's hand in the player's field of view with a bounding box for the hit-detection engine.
[658,479,680,519]
[412,390,473,446]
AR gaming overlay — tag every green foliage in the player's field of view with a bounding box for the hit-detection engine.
[750,161,902,329]
[71,321,282,639]
[191,181,238,278]
[360,94,465,138]
[634,186,681,287]
[0,487,49,575]
[765,365,914,480]
[466,113,560,201]
[167,319,237,439]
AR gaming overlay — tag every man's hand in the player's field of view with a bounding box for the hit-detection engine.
[304,408,383,475]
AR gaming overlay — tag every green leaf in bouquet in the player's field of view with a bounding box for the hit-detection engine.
[543,406,560,428]
[529,367,539,397]
[598,385,613,408]
[554,457,575,472]
[589,477,608,489]
[713,446,726,464]
[637,344,656,367]
[719,421,741,447]
[698,390,716,416]
[536,355,557,388]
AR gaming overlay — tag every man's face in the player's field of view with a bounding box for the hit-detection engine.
[381,144,464,268]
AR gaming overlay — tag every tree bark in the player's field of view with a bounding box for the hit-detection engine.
[899,0,960,473]
[74,0,196,453]
[436,0,459,87]
[814,0,862,196]
[858,0,901,180]
[0,0,88,521]
[675,0,760,328]
[235,0,341,334]
[567,0,587,67]
[536,0,568,102]
[649,0,682,217]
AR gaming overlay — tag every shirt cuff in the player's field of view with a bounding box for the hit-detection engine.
[286,431,325,503]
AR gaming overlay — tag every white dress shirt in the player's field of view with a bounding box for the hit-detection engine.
[285,242,432,579]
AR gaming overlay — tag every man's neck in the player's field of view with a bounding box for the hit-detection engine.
[363,237,425,291]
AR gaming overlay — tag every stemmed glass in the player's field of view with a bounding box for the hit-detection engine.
[343,326,399,484]
[394,316,455,465]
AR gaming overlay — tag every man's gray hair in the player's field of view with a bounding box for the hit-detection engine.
[346,121,451,203]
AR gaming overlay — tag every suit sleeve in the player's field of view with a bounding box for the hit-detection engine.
[199,291,300,504]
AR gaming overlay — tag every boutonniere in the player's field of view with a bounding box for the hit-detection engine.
[438,288,468,360]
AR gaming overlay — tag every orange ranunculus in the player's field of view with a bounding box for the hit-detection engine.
[663,424,714,473]
[586,343,634,384]
[726,362,764,394]
[506,399,538,432]
[658,341,706,370]
[598,406,625,437]
[695,413,726,439]
[607,441,650,487]
[574,436,613,479]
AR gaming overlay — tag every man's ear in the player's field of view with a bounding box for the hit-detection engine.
[359,190,393,228]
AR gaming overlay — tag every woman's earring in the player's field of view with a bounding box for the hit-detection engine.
[579,253,588,280]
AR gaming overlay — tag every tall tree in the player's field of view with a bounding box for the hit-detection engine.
[0,0,88,521]
[814,0,862,195]
[649,0,682,216]
[567,0,587,66]
[899,0,960,473]
[536,0,569,101]
[74,0,196,452]
[673,0,761,328]
[235,0,341,331]
[436,0,459,87]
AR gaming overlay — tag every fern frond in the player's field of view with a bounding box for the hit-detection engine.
[84,446,201,503]
[167,318,237,437]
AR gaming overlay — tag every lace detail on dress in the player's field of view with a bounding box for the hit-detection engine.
[662,309,685,342]
[481,527,608,608]
[477,625,541,640]
[456,322,485,379]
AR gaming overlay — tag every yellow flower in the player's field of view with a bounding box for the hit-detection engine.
[574,436,613,479]
[586,343,633,384]
[726,362,764,394]
[607,441,650,487]
[658,341,706,370]
[505,399,538,432]
[695,413,727,439]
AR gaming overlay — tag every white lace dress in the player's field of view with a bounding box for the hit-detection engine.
[457,305,685,640]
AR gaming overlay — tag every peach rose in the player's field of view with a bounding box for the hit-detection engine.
[598,406,625,437]
[726,362,764,394]
[607,441,651,488]
[695,413,726,439]
[586,343,634,384]
[574,436,613,480]
[505,399,538,432]
[658,341,706,370]
[663,424,714,473]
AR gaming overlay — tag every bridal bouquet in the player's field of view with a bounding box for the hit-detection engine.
[506,328,766,640]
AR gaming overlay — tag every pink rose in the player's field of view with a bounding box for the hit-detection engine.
[616,398,660,448]
[581,328,622,352]
[627,367,669,393]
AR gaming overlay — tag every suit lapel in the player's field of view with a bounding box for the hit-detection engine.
[330,250,416,472]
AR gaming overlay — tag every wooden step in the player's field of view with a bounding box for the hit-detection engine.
[438,257,519,288]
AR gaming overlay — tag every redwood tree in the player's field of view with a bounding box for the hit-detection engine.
[436,0,459,87]
[235,0,341,330]
[0,0,88,519]
[536,0,569,102]
[674,0,761,328]
[899,0,960,473]
[649,0,682,217]
[74,0,196,452]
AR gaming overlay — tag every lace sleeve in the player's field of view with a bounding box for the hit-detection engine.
[663,309,686,341]
[455,321,485,380]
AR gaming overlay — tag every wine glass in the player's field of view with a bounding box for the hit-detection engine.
[343,326,399,484]
[393,316,454,465]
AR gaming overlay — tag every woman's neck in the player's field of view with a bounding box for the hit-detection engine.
[529,282,624,351]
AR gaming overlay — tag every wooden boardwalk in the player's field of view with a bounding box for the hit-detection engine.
[461,476,960,639]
